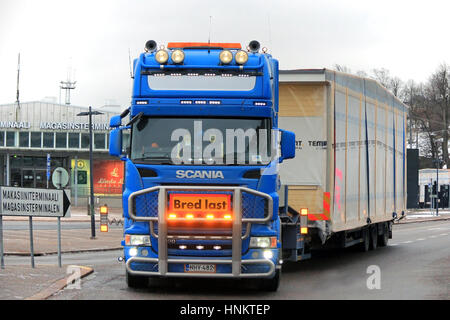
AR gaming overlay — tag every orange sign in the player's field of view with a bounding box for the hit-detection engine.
[169,193,231,214]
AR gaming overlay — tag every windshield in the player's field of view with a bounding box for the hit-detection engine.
[131,117,273,165]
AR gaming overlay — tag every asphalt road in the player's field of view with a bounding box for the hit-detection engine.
[7,220,450,299]
[1,221,122,230]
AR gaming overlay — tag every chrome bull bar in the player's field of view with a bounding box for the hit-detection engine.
[127,186,274,278]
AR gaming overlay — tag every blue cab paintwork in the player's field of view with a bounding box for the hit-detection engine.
[117,45,282,278]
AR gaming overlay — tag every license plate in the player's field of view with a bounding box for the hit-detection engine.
[184,264,216,273]
[169,193,231,214]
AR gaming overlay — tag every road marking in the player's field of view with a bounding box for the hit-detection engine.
[430,235,437,238]
[416,238,426,241]
[402,240,413,244]
[439,233,448,236]
[388,243,399,246]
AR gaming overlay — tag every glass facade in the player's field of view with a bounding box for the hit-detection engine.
[55,132,67,148]
[43,132,54,148]
[19,132,29,147]
[6,132,16,147]
[31,132,42,148]
[0,131,109,150]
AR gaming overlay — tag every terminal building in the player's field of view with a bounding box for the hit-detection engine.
[0,101,127,205]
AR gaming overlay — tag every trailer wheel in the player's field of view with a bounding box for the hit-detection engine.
[378,223,389,247]
[359,228,370,252]
[259,269,280,292]
[370,225,378,250]
[126,271,148,289]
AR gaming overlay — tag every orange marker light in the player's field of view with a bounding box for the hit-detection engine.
[100,205,108,215]
[100,225,108,232]
[206,214,215,220]
[300,227,308,234]
[186,214,194,220]
[300,208,308,216]
[224,214,232,220]
[168,213,177,220]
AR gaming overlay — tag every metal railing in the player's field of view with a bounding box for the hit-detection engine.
[126,185,275,278]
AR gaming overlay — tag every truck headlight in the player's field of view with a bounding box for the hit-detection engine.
[155,50,169,64]
[125,235,151,246]
[235,50,248,65]
[250,237,277,248]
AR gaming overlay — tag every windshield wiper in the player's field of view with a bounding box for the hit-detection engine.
[133,157,173,165]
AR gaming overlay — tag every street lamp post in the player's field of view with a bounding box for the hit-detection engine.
[432,158,441,217]
[77,106,104,239]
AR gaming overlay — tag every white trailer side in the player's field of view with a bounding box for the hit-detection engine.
[279,69,408,243]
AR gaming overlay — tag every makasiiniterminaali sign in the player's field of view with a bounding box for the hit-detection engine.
[0,186,71,217]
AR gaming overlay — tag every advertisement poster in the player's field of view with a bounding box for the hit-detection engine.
[70,159,123,196]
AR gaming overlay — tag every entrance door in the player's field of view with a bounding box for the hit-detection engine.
[23,170,34,188]
[35,170,47,189]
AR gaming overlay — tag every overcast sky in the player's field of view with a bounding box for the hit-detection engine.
[0,0,448,109]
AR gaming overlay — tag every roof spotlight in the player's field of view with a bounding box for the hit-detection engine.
[155,49,169,64]
[248,40,260,53]
[145,40,157,52]
[235,50,248,65]
[171,49,185,64]
[219,50,233,64]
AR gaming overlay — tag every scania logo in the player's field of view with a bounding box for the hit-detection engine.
[175,170,224,179]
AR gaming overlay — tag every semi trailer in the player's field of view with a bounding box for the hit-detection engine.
[108,41,408,291]
[278,69,408,257]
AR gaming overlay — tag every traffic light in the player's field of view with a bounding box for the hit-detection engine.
[100,204,108,232]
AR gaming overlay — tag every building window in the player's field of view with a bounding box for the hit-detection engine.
[81,133,90,148]
[69,132,80,148]
[0,131,4,147]
[43,132,54,148]
[19,132,30,148]
[31,132,42,148]
[94,133,106,149]
[6,132,16,147]
[56,132,67,148]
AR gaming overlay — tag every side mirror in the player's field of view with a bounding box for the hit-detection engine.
[279,129,295,163]
[110,115,121,128]
[109,128,122,157]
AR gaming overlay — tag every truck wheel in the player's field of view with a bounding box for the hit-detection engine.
[359,228,370,252]
[378,223,389,247]
[259,269,280,292]
[370,225,378,250]
[126,271,148,289]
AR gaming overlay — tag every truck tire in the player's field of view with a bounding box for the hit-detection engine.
[370,225,378,250]
[359,228,370,252]
[126,271,148,289]
[378,222,389,247]
[259,269,280,292]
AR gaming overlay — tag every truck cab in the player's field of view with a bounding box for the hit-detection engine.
[109,40,295,291]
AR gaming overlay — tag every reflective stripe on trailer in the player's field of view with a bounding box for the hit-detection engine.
[307,192,331,221]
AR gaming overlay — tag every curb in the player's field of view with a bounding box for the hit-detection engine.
[24,265,94,300]
[396,216,450,224]
[4,247,122,256]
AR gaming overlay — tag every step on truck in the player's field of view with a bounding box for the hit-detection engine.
[108,41,408,291]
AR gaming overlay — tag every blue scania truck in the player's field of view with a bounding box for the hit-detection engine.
[109,40,297,291]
